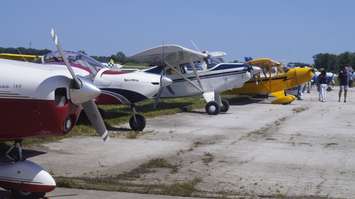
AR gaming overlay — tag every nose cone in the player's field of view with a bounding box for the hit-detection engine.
[299,67,314,80]
[161,76,173,87]
[289,67,314,85]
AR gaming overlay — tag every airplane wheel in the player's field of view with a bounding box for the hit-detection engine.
[129,114,146,131]
[11,190,45,199]
[205,101,220,115]
[220,99,230,113]
[98,108,106,118]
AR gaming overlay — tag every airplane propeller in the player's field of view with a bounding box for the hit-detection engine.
[50,28,109,141]
[153,68,172,108]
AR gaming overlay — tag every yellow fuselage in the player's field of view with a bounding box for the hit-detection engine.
[225,67,314,104]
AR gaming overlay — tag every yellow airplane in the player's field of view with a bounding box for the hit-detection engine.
[225,58,314,104]
[0,53,42,62]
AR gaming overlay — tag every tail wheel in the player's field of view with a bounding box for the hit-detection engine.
[11,190,45,199]
[220,99,230,113]
[205,101,220,115]
[129,114,146,131]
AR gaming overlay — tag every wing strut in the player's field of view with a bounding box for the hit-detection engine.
[189,58,204,91]
[164,60,203,93]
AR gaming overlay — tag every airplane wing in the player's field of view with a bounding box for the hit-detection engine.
[130,44,208,67]
[247,58,281,68]
[0,53,41,62]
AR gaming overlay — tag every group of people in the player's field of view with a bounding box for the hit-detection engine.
[316,66,353,102]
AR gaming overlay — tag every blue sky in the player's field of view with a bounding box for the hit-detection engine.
[1,0,354,63]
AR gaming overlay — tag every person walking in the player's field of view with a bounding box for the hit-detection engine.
[317,70,328,102]
[338,67,349,103]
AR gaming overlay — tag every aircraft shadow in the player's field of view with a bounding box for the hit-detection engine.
[227,96,264,105]
[100,101,194,120]
[0,190,10,199]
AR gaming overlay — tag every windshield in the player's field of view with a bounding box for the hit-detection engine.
[205,56,225,68]
[43,51,104,75]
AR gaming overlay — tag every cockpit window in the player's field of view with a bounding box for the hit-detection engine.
[205,56,225,69]
[43,51,104,76]
[179,61,204,74]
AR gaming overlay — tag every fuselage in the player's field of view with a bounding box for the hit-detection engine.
[94,69,167,104]
[151,63,252,98]
[226,67,314,95]
[0,59,81,140]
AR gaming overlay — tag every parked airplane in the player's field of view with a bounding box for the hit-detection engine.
[130,44,260,115]
[225,58,314,104]
[0,29,108,198]
[42,51,172,131]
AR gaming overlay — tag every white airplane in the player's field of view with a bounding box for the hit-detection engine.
[130,44,260,115]
[42,51,172,131]
[0,29,108,199]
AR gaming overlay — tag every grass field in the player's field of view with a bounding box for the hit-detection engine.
[22,96,205,146]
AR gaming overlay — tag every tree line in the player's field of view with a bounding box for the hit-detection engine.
[313,52,355,72]
[0,47,131,64]
[0,47,51,55]
[1,46,355,71]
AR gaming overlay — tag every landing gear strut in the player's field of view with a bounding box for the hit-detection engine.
[129,104,146,131]
[6,140,23,161]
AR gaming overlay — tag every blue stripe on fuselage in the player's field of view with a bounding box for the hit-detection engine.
[172,69,248,83]
[100,88,148,103]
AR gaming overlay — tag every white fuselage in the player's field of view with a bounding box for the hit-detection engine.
[161,64,251,98]
[94,69,167,102]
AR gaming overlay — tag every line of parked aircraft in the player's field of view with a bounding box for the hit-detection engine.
[0,29,314,198]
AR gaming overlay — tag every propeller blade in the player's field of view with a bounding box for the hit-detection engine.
[190,40,201,52]
[50,28,81,88]
[50,28,108,141]
[82,100,109,141]
[153,69,165,109]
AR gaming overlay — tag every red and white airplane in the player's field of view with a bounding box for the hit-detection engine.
[0,29,108,198]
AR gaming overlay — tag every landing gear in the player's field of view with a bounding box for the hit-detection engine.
[4,141,48,199]
[5,140,23,161]
[205,101,220,115]
[129,104,146,131]
[11,190,45,199]
[220,99,230,113]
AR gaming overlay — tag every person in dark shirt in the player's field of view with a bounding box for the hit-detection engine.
[338,67,349,103]
[317,70,328,102]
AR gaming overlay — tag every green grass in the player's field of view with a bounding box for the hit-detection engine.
[22,97,205,146]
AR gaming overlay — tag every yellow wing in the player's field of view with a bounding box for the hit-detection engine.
[0,53,41,62]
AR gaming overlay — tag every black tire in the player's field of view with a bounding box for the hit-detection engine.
[129,114,146,131]
[220,99,230,113]
[11,190,45,199]
[98,108,106,118]
[205,101,220,115]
